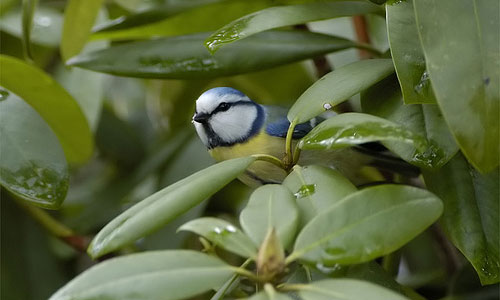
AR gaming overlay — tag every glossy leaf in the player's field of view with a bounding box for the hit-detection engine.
[92,0,274,41]
[386,0,435,104]
[0,6,63,46]
[414,0,499,172]
[21,0,37,59]
[88,157,256,258]
[282,165,357,227]
[49,250,234,300]
[297,279,408,300]
[423,153,499,285]
[69,30,360,79]
[289,185,442,265]
[0,92,68,209]
[179,217,257,258]
[240,184,299,249]
[0,55,93,164]
[205,1,382,53]
[298,112,444,168]
[288,59,394,123]
[361,76,458,168]
[92,1,191,32]
[61,0,103,61]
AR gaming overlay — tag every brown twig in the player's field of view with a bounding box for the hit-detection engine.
[17,200,90,253]
[352,16,373,59]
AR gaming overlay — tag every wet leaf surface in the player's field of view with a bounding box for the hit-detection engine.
[0,92,68,209]
[69,30,360,79]
[290,185,442,265]
[414,0,499,172]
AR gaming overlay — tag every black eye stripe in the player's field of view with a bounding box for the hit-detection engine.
[207,100,254,116]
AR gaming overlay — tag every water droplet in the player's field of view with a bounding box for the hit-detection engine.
[35,15,52,27]
[214,227,222,234]
[315,262,343,274]
[323,103,333,110]
[0,162,68,205]
[388,0,405,5]
[414,71,430,95]
[412,141,446,168]
[225,225,237,233]
[294,184,316,199]
[0,89,9,101]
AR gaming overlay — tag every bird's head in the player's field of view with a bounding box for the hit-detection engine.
[192,87,264,149]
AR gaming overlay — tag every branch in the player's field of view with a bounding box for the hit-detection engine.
[18,200,90,253]
[352,16,373,59]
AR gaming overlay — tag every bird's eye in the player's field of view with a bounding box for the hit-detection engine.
[218,102,230,111]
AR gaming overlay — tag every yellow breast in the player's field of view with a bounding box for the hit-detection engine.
[209,131,288,186]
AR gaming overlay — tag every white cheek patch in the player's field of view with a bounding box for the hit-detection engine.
[194,122,209,147]
[210,105,257,143]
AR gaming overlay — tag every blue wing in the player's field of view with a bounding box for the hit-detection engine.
[265,117,321,139]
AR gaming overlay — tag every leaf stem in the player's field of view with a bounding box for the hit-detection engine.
[277,283,307,292]
[231,266,261,283]
[16,200,89,252]
[252,154,286,170]
[284,252,300,265]
[21,0,37,61]
[211,259,252,300]
[292,143,302,165]
[285,119,298,169]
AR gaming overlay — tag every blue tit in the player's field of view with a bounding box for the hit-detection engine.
[192,87,413,186]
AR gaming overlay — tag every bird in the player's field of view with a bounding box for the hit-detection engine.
[192,87,416,187]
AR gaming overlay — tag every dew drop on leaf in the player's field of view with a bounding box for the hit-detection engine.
[294,184,316,199]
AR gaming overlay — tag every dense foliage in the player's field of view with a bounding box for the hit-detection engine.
[0,0,498,299]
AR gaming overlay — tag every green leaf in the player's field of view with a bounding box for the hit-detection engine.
[0,91,68,209]
[344,262,406,295]
[61,0,103,61]
[205,1,382,53]
[414,0,499,172]
[288,59,394,123]
[298,112,445,168]
[289,185,442,265]
[247,288,293,300]
[92,1,191,32]
[0,55,93,164]
[423,153,499,285]
[49,250,234,300]
[297,279,408,300]
[92,0,275,41]
[282,165,357,227]
[386,0,435,104]
[55,65,105,132]
[69,30,359,79]
[240,184,299,249]
[21,0,38,59]
[88,157,256,258]
[361,75,458,168]
[0,5,62,47]
[179,217,257,258]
